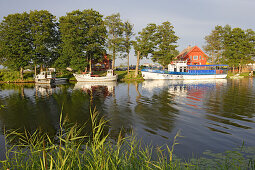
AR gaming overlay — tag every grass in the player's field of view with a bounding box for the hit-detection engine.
[1,106,255,169]
[0,69,34,82]
[115,70,144,81]
[227,71,254,78]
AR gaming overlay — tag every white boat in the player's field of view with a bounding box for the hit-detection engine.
[35,71,68,84]
[141,61,228,80]
[35,71,55,84]
[73,69,118,82]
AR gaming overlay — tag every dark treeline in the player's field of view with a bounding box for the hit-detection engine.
[0,9,254,79]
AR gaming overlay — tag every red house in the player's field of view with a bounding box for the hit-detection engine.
[92,54,112,71]
[176,46,208,65]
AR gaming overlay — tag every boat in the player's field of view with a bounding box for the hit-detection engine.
[35,71,68,84]
[141,61,228,80]
[73,69,118,82]
[35,71,55,84]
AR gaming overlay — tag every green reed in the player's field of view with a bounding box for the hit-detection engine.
[1,107,254,169]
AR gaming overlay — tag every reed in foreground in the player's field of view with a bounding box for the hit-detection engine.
[1,108,254,169]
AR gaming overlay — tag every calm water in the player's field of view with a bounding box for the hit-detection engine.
[0,78,254,159]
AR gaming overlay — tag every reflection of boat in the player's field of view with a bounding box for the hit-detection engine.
[35,84,56,96]
[73,81,117,94]
[142,79,227,91]
[35,71,68,84]
[141,61,228,80]
[73,70,118,82]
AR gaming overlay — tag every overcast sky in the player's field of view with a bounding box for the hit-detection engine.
[1,0,255,65]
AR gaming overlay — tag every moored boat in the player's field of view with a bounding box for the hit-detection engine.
[35,71,55,84]
[141,61,228,80]
[35,71,68,84]
[73,69,118,82]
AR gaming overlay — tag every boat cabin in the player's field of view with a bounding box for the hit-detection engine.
[106,69,114,77]
[35,71,55,79]
[168,61,187,72]
[168,61,228,74]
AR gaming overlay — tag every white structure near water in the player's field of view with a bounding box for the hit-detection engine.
[141,61,228,80]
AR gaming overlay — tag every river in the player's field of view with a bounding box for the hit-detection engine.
[0,78,254,159]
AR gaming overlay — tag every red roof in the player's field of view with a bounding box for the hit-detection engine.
[177,46,208,59]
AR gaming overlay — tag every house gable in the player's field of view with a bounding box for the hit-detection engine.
[177,46,208,65]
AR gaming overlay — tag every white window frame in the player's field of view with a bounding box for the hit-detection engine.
[193,56,198,60]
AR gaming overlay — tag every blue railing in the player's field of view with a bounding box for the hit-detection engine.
[141,69,219,75]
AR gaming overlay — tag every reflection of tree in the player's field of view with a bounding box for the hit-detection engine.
[0,86,57,136]
[106,82,134,141]
[0,84,111,143]
[204,79,255,132]
[135,83,179,135]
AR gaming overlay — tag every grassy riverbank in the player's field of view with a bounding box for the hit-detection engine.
[1,109,254,169]
[0,70,34,83]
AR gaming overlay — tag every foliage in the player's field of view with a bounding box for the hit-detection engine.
[152,21,179,69]
[29,10,59,69]
[122,21,134,74]
[0,69,34,82]
[133,23,157,77]
[104,13,124,69]
[0,12,32,76]
[204,25,255,67]
[0,10,59,79]
[0,70,20,81]
[57,9,106,72]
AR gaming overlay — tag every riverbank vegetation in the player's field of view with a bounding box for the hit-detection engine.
[1,109,254,169]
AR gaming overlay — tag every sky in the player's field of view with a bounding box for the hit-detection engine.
[1,0,255,66]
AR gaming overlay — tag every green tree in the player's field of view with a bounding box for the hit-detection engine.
[104,13,124,69]
[122,21,134,74]
[58,10,88,72]
[29,10,59,74]
[0,12,32,79]
[152,21,179,69]
[82,9,106,72]
[204,25,255,72]
[58,9,106,72]
[133,23,157,77]
[203,25,225,64]
[224,27,255,72]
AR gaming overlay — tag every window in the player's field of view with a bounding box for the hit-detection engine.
[190,56,192,60]
[199,56,201,60]
[193,56,198,60]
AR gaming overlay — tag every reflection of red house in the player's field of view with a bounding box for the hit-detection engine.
[92,54,112,71]
[177,46,208,65]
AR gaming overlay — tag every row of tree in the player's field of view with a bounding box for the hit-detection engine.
[203,25,255,71]
[1,9,254,79]
[0,9,179,78]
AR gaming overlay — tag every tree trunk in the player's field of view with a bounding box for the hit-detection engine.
[112,48,115,69]
[127,52,130,75]
[34,64,37,75]
[135,51,140,77]
[232,65,234,73]
[20,67,24,80]
[89,58,92,73]
[40,65,43,72]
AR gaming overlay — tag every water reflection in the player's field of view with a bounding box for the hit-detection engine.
[0,79,254,159]
[74,81,116,97]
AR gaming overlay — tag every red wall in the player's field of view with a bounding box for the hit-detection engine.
[181,47,207,65]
